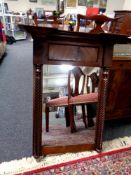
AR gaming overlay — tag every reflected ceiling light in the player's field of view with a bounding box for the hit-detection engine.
[55,78,67,86]
[60,64,74,72]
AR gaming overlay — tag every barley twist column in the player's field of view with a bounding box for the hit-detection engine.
[95,68,109,152]
[33,64,43,157]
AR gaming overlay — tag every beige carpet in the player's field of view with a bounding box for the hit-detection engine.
[42,117,95,146]
[0,136,131,175]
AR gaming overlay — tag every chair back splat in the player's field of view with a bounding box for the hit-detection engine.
[68,67,85,97]
[87,72,99,93]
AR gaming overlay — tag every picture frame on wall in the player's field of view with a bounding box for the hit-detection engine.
[41,0,57,6]
[35,8,44,18]
[93,0,99,5]
[85,0,99,7]
[29,0,37,2]
[99,0,107,8]
[86,0,93,7]
[67,0,77,7]
[78,0,86,6]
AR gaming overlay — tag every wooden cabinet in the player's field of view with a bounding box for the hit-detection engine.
[106,11,131,120]
[110,10,131,35]
[105,44,131,120]
[105,59,131,120]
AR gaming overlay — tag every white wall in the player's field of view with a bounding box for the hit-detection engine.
[4,0,86,14]
[5,0,131,16]
[123,0,131,10]
[106,0,125,14]
[4,0,57,13]
[106,0,131,14]
[65,6,86,15]
[4,0,95,15]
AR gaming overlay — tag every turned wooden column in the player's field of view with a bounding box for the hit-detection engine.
[33,64,43,157]
[32,39,44,157]
[95,68,109,151]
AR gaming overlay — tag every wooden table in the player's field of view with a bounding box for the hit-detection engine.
[19,24,130,157]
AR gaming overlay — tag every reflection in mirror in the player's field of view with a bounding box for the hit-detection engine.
[42,65,100,148]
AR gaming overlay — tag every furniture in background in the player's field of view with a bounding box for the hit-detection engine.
[0,0,27,40]
[104,10,131,120]
[0,18,6,60]
[109,10,131,35]
[105,50,131,120]
[45,12,65,25]
[0,13,27,40]
[33,10,65,26]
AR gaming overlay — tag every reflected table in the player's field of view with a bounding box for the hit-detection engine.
[19,23,130,157]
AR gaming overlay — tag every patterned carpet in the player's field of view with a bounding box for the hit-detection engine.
[17,146,131,175]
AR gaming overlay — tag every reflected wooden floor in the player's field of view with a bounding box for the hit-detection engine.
[42,112,95,146]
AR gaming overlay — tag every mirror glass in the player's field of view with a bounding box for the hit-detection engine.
[42,65,99,147]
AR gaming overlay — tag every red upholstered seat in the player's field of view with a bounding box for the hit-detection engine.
[70,93,98,105]
[47,93,98,107]
[47,96,68,107]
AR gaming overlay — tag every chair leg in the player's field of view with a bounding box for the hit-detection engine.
[65,106,70,127]
[87,117,95,127]
[69,104,76,133]
[81,104,88,128]
[86,104,95,127]
[45,106,49,132]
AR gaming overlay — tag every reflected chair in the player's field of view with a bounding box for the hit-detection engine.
[67,66,88,131]
[45,67,98,133]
